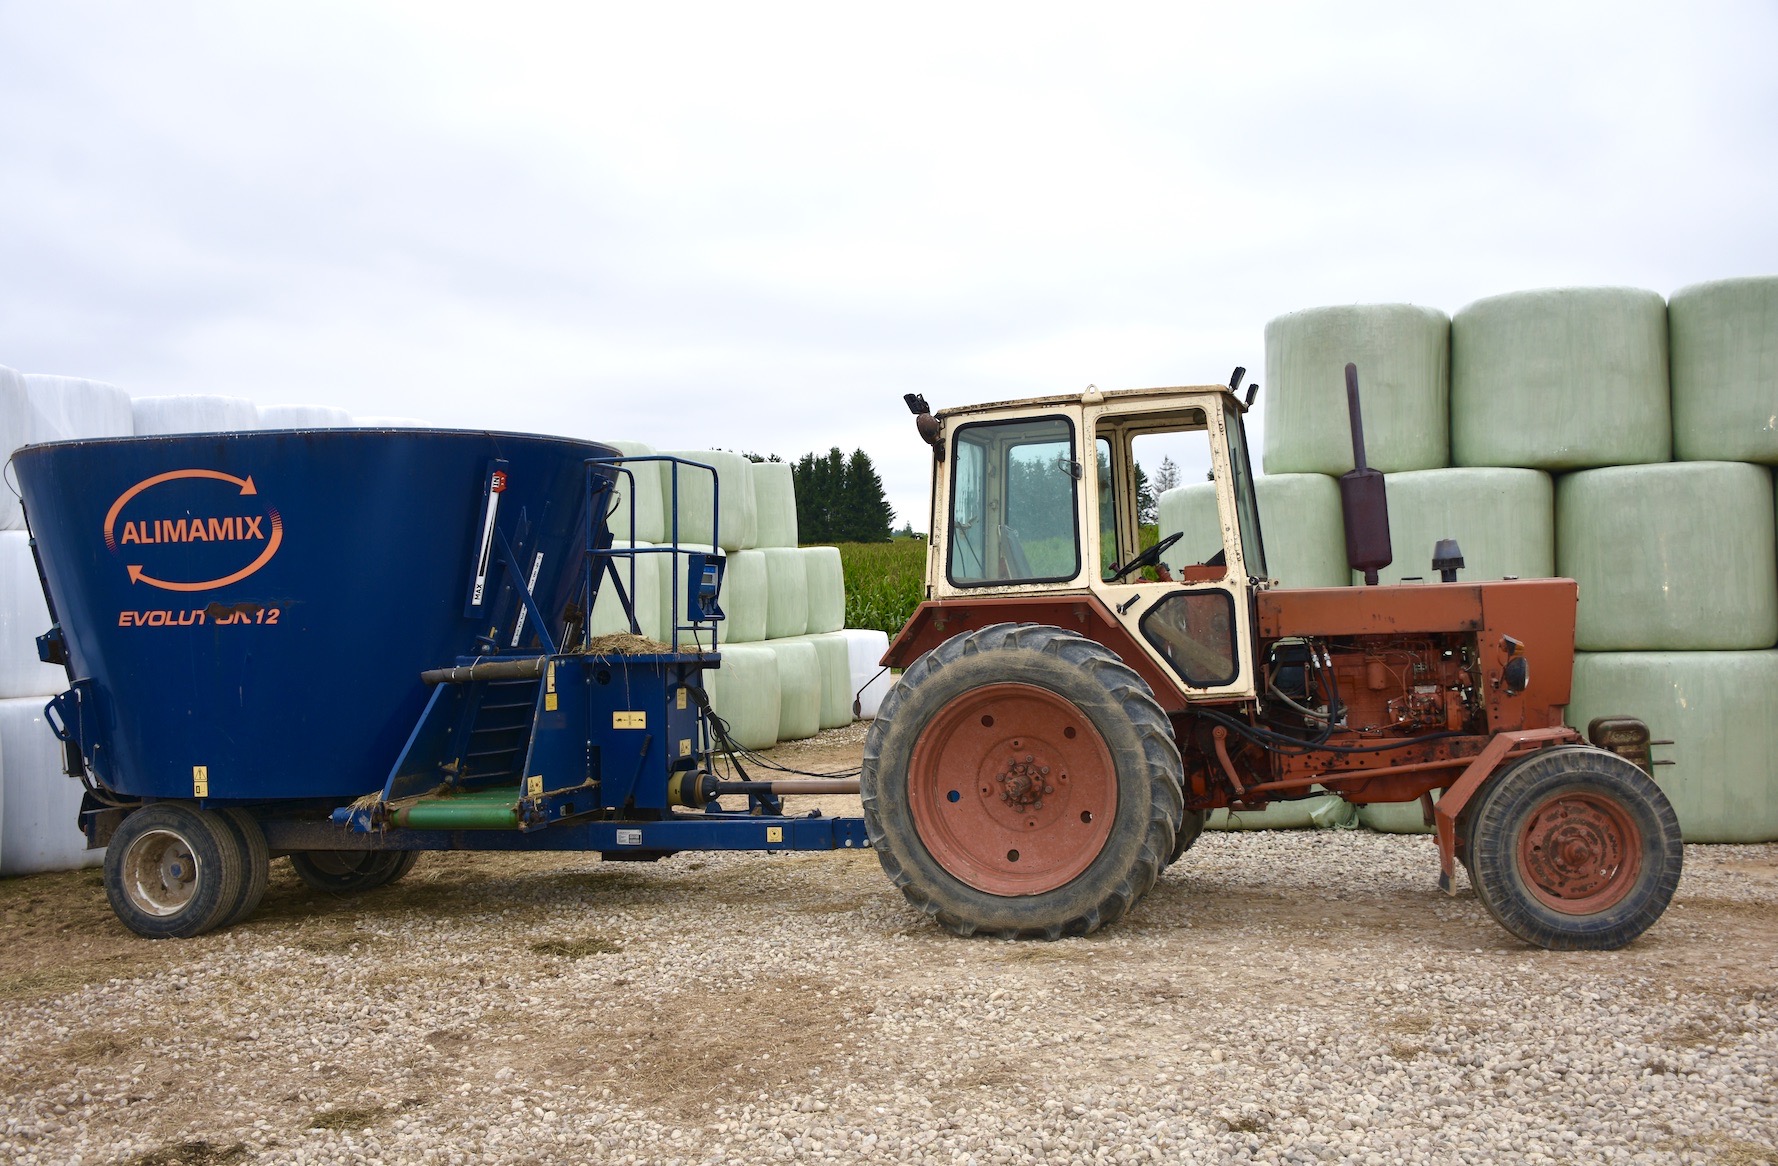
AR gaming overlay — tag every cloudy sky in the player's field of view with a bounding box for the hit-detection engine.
[2,2,1774,525]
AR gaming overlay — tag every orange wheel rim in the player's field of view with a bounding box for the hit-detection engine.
[1516,792,1642,914]
[907,682,1116,895]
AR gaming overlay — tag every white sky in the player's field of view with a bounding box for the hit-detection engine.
[3,2,1775,528]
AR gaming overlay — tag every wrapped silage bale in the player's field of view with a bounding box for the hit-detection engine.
[761,547,809,639]
[763,638,820,741]
[661,546,768,645]
[1357,796,1439,835]
[258,404,354,428]
[751,460,800,548]
[1669,276,1778,464]
[701,643,781,750]
[1206,794,1356,831]
[1361,468,1553,586]
[803,547,846,634]
[1557,461,1777,651]
[587,542,665,642]
[131,395,261,436]
[1263,304,1450,476]
[352,416,426,428]
[0,696,102,875]
[597,440,667,544]
[842,628,892,718]
[1158,477,1348,588]
[22,375,133,444]
[791,632,855,729]
[1451,287,1670,469]
[0,366,35,530]
[659,450,757,551]
[0,532,67,699]
[1569,651,1778,843]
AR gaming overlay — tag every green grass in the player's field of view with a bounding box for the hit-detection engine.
[837,540,927,634]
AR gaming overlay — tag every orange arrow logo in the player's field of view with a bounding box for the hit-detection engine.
[104,469,283,592]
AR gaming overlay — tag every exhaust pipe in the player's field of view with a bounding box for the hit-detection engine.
[1338,363,1393,586]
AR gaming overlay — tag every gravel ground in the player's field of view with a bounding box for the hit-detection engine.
[2,727,1775,1165]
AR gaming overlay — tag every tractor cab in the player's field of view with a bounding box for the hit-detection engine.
[901,381,1267,706]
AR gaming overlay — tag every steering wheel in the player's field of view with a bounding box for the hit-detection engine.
[1108,531,1183,583]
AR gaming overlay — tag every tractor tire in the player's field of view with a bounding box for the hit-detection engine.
[1169,810,1207,865]
[290,850,412,894]
[104,804,246,939]
[861,623,1183,939]
[1467,746,1682,950]
[214,808,271,929]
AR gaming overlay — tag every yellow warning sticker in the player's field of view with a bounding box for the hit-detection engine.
[766,826,784,843]
[192,765,209,798]
[526,774,543,798]
[545,692,559,712]
[546,660,556,693]
[676,687,687,710]
[679,739,691,757]
[613,711,646,729]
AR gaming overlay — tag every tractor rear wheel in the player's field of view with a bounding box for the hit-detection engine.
[861,623,1183,939]
[1169,810,1207,865]
[1468,746,1682,950]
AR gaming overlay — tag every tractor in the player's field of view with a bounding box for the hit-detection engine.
[862,367,1682,949]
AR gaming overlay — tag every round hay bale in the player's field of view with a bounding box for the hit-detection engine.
[1669,275,1778,465]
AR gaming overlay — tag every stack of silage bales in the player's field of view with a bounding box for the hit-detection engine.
[1217,280,1778,842]
[0,370,136,874]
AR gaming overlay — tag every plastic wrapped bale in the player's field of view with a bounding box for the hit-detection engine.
[701,643,781,751]
[803,546,846,634]
[22,375,133,444]
[587,542,665,642]
[1252,475,1348,588]
[790,632,854,729]
[258,404,353,429]
[762,547,809,639]
[751,460,800,548]
[1205,794,1357,831]
[718,548,769,644]
[1669,276,1778,464]
[0,696,103,875]
[659,450,758,551]
[842,628,892,717]
[1360,468,1553,586]
[0,366,34,530]
[1357,795,1440,834]
[763,638,820,741]
[0,532,68,698]
[1263,304,1450,476]
[352,416,426,428]
[1156,483,1220,573]
[1569,651,1778,843]
[1557,461,1777,651]
[131,395,262,436]
[1451,287,1670,469]
[599,440,667,544]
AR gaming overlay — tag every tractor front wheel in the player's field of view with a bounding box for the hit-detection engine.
[1468,747,1682,950]
[861,623,1183,939]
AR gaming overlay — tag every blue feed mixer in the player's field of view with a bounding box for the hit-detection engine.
[14,428,618,803]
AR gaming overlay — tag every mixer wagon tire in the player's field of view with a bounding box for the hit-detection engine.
[290,850,412,894]
[104,804,247,939]
[861,623,1183,939]
[1467,747,1682,950]
[380,851,422,885]
[215,808,270,928]
[1168,809,1207,865]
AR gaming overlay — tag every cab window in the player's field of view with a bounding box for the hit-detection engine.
[947,416,1081,586]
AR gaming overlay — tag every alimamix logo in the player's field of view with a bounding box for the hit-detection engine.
[103,469,283,592]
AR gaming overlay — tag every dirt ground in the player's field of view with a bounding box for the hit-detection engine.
[2,724,1776,1164]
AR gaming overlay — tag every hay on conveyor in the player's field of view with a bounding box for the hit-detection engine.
[580,632,673,656]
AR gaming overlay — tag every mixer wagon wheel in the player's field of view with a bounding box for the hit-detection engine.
[214,808,270,928]
[104,804,247,939]
[861,623,1183,939]
[1467,747,1682,950]
[290,850,414,894]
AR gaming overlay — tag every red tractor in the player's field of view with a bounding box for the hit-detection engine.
[860,367,1681,949]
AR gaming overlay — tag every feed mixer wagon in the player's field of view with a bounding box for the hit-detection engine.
[15,428,863,938]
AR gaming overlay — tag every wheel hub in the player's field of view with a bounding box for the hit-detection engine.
[907,682,1117,896]
[122,828,201,917]
[1518,792,1642,914]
